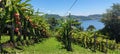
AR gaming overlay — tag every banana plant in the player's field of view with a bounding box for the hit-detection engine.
[2,0,32,42]
[0,0,4,52]
[2,0,16,42]
[31,11,50,38]
[18,1,33,40]
[57,14,76,51]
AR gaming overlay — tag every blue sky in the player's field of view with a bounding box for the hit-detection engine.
[29,0,120,16]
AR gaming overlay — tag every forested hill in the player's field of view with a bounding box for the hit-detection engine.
[44,14,102,21]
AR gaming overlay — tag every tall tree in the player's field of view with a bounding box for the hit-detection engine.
[101,3,120,43]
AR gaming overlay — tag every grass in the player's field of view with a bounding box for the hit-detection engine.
[18,37,103,54]
[1,36,120,54]
[1,35,10,43]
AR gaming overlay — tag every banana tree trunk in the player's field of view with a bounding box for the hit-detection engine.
[16,22,22,41]
[93,34,96,52]
[10,11,15,42]
[66,23,72,51]
[63,27,67,48]
[16,17,22,41]
[23,19,27,40]
[0,16,2,53]
[28,22,31,39]
[28,28,33,40]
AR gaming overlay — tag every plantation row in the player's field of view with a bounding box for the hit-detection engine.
[55,17,120,53]
[0,0,50,41]
[71,31,120,52]
[56,21,120,53]
[0,0,51,53]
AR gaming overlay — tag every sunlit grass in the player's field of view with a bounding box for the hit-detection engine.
[1,35,10,43]
[20,37,103,54]
[1,36,120,54]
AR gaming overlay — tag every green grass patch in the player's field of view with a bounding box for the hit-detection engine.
[1,35,10,43]
[18,37,103,54]
[1,36,120,54]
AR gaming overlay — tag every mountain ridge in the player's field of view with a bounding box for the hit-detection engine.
[44,14,102,21]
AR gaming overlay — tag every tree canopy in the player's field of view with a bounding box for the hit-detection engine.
[101,3,120,43]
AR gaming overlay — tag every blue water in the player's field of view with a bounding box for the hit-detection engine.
[81,20,105,30]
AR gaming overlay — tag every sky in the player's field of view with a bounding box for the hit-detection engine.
[29,0,120,16]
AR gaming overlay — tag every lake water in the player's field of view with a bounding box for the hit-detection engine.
[81,20,105,30]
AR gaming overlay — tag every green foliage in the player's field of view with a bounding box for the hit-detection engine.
[56,14,84,51]
[2,37,119,54]
[56,18,73,51]
[101,3,120,43]
[1,0,51,42]
[1,0,120,54]
[71,31,120,53]
[47,17,58,30]
[31,14,50,38]
[1,35,10,43]
[87,25,96,31]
